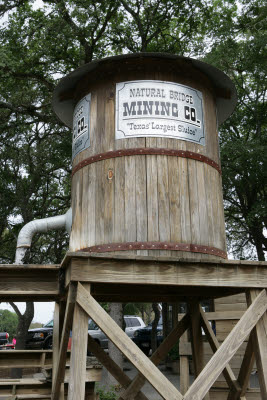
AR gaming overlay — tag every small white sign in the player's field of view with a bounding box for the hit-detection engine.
[116,80,205,145]
[72,94,91,160]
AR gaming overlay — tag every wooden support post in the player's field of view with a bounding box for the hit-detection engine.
[199,305,241,396]
[68,302,89,400]
[52,283,77,400]
[119,313,190,400]
[247,289,267,398]
[179,326,190,395]
[52,301,66,400]
[227,335,255,400]
[184,289,267,400]
[189,302,210,400]
[76,283,183,400]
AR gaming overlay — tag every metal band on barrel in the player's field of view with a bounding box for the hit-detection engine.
[79,241,227,259]
[72,148,221,176]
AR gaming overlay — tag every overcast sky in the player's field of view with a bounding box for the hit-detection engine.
[1,302,55,324]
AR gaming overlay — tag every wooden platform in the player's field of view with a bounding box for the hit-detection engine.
[1,253,266,400]
[0,264,61,301]
[62,252,267,301]
[57,253,267,400]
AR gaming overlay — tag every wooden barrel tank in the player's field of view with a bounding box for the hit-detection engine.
[53,53,236,260]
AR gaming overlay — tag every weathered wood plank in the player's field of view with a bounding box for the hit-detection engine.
[87,163,96,248]
[247,289,267,398]
[119,313,190,399]
[157,147,170,255]
[125,155,136,243]
[68,287,89,400]
[136,154,148,256]
[180,311,245,321]
[184,289,267,400]
[199,306,241,395]
[189,303,210,400]
[227,335,255,400]
[52,301,65,400]
[146,147,159,256]
[52,283,77,400]
[76,283,183,400]
[68,257,267,289]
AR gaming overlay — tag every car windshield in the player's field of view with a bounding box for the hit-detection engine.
[43,320,53,328]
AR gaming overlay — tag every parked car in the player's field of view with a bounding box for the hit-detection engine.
[0,332,9,346]
[132,317,163,355]
[26,320,53,349]
[88,315,146,349]
[0,343,15,350]
[26,315,145,351]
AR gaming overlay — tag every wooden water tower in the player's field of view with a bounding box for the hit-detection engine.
[50,54,267,400]
[53,53,236,260]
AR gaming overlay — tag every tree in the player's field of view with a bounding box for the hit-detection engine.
[0,0,265,388]
[204,0,267,260]
[0,308,18,338]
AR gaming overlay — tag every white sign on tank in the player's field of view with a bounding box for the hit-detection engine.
[115,80,205,145]
[72,94,91,160]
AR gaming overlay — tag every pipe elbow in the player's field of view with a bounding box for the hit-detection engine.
[16,208,72,249]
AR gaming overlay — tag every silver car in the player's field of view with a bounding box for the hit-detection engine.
[88,315,146,349]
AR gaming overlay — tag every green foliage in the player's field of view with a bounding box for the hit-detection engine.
[203,0,267,260]
[95,385,118,400]
[0,308,18,338]
[168,341,179,361]
[0,0,265,268]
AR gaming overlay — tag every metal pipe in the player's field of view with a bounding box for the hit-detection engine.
[15,208,72,264]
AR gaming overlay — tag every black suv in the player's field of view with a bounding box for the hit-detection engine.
[132,317,163,356]
[26,320,53,349]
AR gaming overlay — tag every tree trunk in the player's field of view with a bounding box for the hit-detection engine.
[10,301,34,378]
[107,302,124,388]
[151,303,160,354]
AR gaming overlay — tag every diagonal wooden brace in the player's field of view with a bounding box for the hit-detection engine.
[119,313,190,400]
[199,305,241,396]
[247,289,267,398]
[184,289,267,400]
[51,283,77,400]
[76,282,183,400]
[87,333,148,400]
[227,334,255,400]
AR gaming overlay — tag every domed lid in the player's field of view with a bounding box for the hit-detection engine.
[52,52,237,128]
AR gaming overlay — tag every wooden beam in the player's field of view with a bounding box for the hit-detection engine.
[52,302,65,400]
[0,351,53,368]
[119,313,190,399]
[76,282,183,400]
[247,289,267,398]
[227,335,255,400]
[51,283,77,400]
[199,306,241,396]
[0,264,61,301]
[87,334,148,400]
[67,256,267,289]
[189,303,210,400]
[68,301,89,400]
[184,289,267,400]
[180,310,245,321]
[180,328,190,395]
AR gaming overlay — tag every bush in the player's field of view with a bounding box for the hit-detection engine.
[168,341,179,361]
[95,385,118,400]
